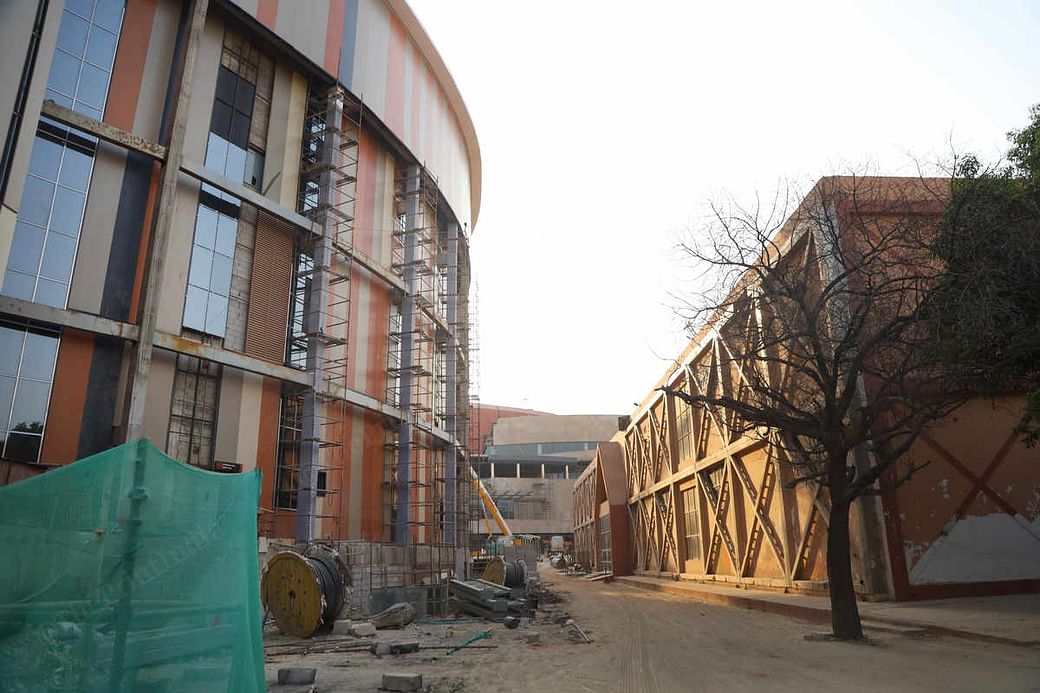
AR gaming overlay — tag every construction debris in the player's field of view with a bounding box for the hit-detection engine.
[277,667,317,685]
[372,602,416,629]
[526,632,541,644]
[371,641,420,655]
[381,672,423,691]
[449,579,528,620]
[446,630,491,655]
[564,618,592,644]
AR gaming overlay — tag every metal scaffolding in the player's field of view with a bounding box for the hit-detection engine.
[293,86,362,542]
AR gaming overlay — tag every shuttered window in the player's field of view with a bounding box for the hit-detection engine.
[244,211,293,362]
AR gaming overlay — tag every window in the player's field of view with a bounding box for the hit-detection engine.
[182,202,236,337]
[274,392,302,509]
[599,515,612,572]
[496,499,516,520]
[3,1,125,309]
[44,0,125,120]
[3,124,94,308]
[286,246,314,368]
[682,488,701,562]
[0,321,59,463]
[167,354,220,468]
[675,389,695,462]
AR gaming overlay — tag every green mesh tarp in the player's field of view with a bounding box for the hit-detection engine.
[0,440,264,692]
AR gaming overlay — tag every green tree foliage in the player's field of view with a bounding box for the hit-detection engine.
[930,105,1040,444]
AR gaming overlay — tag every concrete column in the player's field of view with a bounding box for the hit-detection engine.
[394,165,420,544]
[297,89,345,543]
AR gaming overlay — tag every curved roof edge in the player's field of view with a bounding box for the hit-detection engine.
[386,0,482,232]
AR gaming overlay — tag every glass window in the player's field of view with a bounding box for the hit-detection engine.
[682,488,701,562]
[183,202,236,337]
[0,321,60,464]
[3,125,95,308]
[44,0,125,119]
[599,515,613,572]
[675,388,695,462]
[166,354,220,468]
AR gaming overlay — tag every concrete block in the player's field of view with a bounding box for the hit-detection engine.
[277,668,316,685]
[381,672,422,692]
[332,619,353,635]
[350,621,377,637]
[526,632,541,644]
[373,642,393,655]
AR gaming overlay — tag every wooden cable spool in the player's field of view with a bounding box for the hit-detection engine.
[261,551,344,637]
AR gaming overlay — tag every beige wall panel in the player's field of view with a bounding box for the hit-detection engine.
[144,349,176,448]
[184,14,224,165]
[236,371,262,471]
[215,367,244,464]
[68,144,126,314]
[0,206,16,288]
[133,0,182,141]
[274,0,328,70]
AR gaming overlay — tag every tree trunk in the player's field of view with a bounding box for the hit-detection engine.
[826,450,864,640]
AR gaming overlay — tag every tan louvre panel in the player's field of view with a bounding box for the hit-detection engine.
[244,210,293,363]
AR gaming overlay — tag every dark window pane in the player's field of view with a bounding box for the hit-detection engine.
[94,0,124,33]
[47,50,81,97]
[0,376,14,429]
[20,332,58,381]
[215,67,237,106]
[76,62,109,108]
[56,13,89,57]
[210,100,233,140]
[8,223,46,275]
[1,271,35,302]
[58,146,93,191]
[28,136,62,180]
[20,176,55,227]
[41,232,77,283]
[0,329,23,376]
[10,380,50,431]
[5,431,42,463]
[50,188,86,237]
[234,79,255,117]
[85,27,118,68]
[229,112,250,149]
[34,278,68,308]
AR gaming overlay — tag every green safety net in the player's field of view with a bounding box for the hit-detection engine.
[0,439,265,692]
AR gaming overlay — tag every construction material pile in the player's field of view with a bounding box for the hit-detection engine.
[449,579,535,620]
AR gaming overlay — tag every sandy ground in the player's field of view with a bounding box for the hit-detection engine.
[264,575,1040,692]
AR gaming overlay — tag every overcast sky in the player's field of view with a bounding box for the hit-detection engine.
[409,0,1040,416]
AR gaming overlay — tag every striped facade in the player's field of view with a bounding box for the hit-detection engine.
[0,0,480,544]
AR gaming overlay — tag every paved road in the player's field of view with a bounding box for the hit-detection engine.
[564,579,1040,693]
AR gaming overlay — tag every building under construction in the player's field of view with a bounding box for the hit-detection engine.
[0,0,482,612]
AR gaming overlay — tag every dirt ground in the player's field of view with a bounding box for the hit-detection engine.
[264,574,1040,692]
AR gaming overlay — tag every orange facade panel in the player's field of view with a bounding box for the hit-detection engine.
[244,211,294,364]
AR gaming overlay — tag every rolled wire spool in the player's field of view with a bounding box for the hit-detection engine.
[261,551,344,637]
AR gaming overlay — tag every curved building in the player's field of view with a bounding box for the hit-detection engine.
[0,0,480,548]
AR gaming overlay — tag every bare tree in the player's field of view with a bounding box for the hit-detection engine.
[663,175,966,640]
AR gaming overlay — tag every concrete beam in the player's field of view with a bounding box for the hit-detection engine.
[0,296,139,339]
[40,100,167,160]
